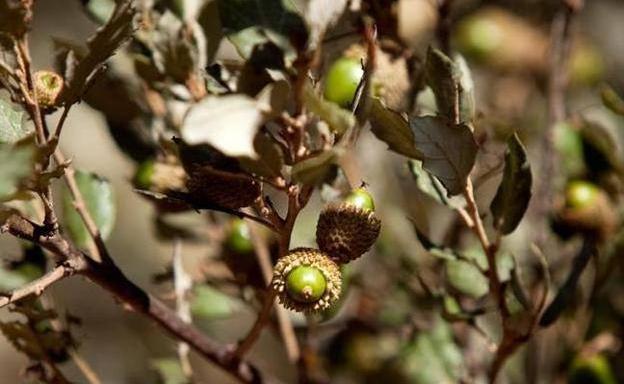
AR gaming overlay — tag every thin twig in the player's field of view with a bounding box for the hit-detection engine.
[247,220,300,362]
[171,239,195,381]
[0,260,84,309]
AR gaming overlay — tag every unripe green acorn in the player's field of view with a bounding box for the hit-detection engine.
[133,159,156,190]
[225,218,254,254]
[566,180,600,209]
[286,266,327,303]
[323,57,364,108]
[316,189,381,263]
[556,180,618,240]
[272,248,341,313]
[569,354,617,384]
[344,188,375,211]
[33,70,64,109]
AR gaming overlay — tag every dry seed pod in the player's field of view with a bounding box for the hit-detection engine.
[316,189,381,263]
[186,165,260,209]
[272,248,342,313]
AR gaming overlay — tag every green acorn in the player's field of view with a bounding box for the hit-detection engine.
[316,188,381,263]
[555,181,617,240]
[272,248,342,313]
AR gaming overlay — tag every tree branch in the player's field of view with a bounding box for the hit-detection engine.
[1,213,265,384]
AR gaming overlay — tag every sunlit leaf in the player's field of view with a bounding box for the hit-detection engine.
[305,0,348,48]
[0,141,36,201]
[0,98,33,144]
[490,133,532,235]
[182,94,264,158]
[62,171,116,249]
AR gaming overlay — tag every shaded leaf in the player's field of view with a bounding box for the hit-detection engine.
[190,285,241,319]
[0,98,32,144]
[182,94,265,158]
[304,83,355,135]
[217,0,308,59]
[601,85,624,116]
[0,141,36,201]
[0,0,32,37]
[238,132,284,178]
[369,98,420,158]
[291,149,340,185]
[580,119,624,176]
[424,48,474,123]
[490,133,532,235]
[62,1,136,104]
[445,259,488,299]
[410,116,477,195]
[408,160,466,209]
[540,239,595,327]
[62,171,116,249]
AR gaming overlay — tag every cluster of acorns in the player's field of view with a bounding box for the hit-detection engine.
[272,189,381,313]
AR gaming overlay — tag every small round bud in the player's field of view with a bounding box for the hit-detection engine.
[33,70,64,109]
[285,266,327,303]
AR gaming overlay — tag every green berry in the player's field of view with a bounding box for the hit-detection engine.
[554,122,585,177]
[344,188,375,211]
[324,57,364,108]
[134,159,156,190]
[225,219,254,254]
[565,181,600,209]
[285,265,327,303]
[569,354,617,384]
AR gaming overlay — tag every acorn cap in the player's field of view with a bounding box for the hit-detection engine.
[34,70,64,110]
[186,165,261,209]
[272,248,342,313]
[316,203,381,263]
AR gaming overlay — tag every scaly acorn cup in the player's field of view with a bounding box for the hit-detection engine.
[272,248,342,313]
[33,70,64,110]
[316,188,381,263]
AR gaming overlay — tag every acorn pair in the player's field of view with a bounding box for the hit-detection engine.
[272,189,381,313]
